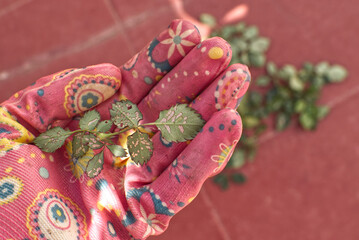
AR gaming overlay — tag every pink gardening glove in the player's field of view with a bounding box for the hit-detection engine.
[0,19,250,239]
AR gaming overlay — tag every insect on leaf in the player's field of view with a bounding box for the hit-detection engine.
[96,120,113,133]
[107,145,127,157]
[127,131,153,165]
[110,100,143,129]
[34,127,72,152]
[72,132,89,158]
[86,151,104,178]
[79,110,101,131]
[83,133,104,150]
[155,104,205,142]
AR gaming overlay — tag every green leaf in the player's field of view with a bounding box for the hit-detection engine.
[299,112,316,130]
[243,116,260,128]
[230,149,246,168]
[249,91,263,107]
[249,53,266,67]
[34,127,71,152]
[275,112,291,131]
[294,100,306,113]
[86,151,104,178]
[155,104,205,142]
[249,37,270,53]
[266,61,277,76]
[289,76,305,91]
[127,131,153,165]
[231,172,246,184]
[79,110,101,131]
[280,64,297,79]
[238,52,250,65]
[233,38,248,52]
[107,145,126,157]
[315,61,330,76]
[256,75,271,87]
[317,106,330,120]
[221,26,236,39]
[243,26,259,40]
[110,100,143,129]
[83,134,104,150]
[326,65,348,82]
[199,13,217,27]
[235,22,246,32]
[72,133,89,158]
[96,120,113,133]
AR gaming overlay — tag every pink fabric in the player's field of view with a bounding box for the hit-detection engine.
[0,19,250,239]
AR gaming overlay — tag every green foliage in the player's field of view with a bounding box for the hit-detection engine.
[155,104,205,142]
[110,100,143,129]
[202,14,348,189]
[34,127,71,152]
[127,131,153,165]
[34,100,205,176]
[79,110,101,131]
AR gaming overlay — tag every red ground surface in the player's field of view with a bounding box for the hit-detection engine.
[1,0,358,239]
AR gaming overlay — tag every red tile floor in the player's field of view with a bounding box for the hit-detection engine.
[1,0,358,239]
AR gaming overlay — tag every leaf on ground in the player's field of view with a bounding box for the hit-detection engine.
[110,100,143,129]
[155,104,205,142]
[96,120,113,132]
[79,110,101,131]
[86,151,104,178]
[83,133,104,150]
[34,127,71,152]
[107,145,127,157]
[127,131,153,165]
[72,132,89,158]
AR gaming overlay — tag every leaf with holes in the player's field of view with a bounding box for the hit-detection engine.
[72,132,89,158]
[83,134,104,150]
[79,110,101,131]
[86,151,104,178]
[155,104,205,142]
[34,127,72,152]
[96,120,113,132]
[127,131,153,165]
[110,100,143,129]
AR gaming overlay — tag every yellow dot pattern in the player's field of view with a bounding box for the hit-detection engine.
[208,47,224,60]
[17,158,25,164]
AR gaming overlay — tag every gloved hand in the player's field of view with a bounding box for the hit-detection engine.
[0,19,250,239]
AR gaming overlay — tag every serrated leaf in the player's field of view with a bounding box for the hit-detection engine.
[96,120,113,132]
[326,65,348,82]
[199,13,217,27]
[83,133,104,149]
[110,100,143,129]
[127,131,153,165]
[86,151,104,178]
[79,110,101,131]
[107,145,126,157]
[256,75,271,87]
[155,104,205,142]
[72,132,89,158]
[34,127,71,152]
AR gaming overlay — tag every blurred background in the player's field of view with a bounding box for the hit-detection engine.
[1,0,358,239]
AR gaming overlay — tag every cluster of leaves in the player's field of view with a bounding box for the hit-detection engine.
[200,14,348,190]
[34,100,205,178]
